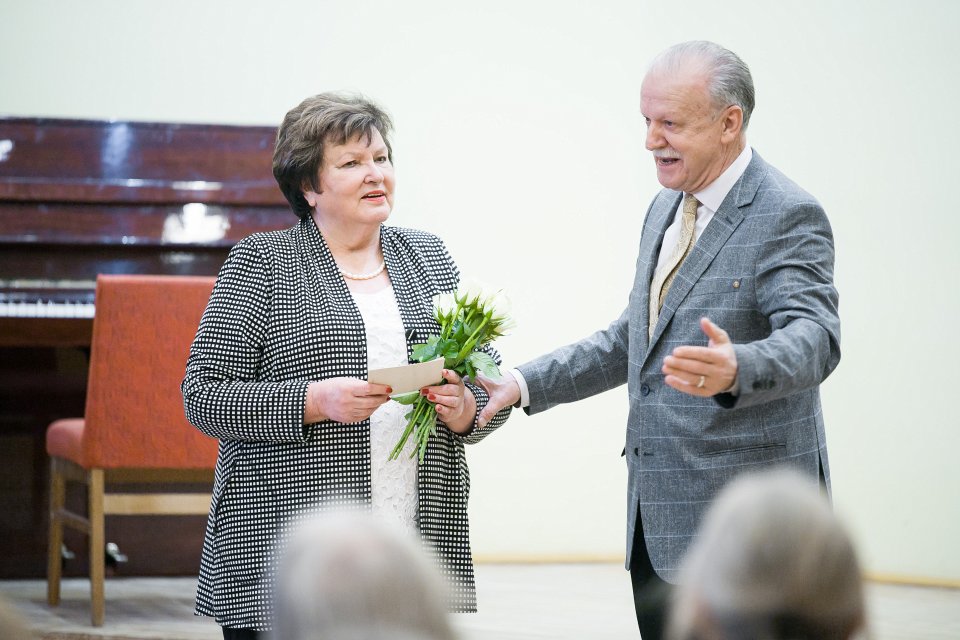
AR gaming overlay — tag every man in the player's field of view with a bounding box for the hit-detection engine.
[477,41,840,639]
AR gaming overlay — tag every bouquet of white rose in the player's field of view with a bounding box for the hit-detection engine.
[388,282,513,462]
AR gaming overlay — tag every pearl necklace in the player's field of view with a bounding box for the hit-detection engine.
[338,260,386,281]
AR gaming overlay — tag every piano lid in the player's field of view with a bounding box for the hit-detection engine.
[0,117,288,206]
[0,117,294,345]
[0,117,292,248]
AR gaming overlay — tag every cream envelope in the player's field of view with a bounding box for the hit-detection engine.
[368,356,445,395]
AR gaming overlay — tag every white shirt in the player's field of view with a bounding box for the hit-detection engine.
[352,285,419,530]
[512,146,753,407]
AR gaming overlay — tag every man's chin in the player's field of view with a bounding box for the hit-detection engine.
[655,168,684,191]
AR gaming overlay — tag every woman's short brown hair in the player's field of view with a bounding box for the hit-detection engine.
[273,92,394,218]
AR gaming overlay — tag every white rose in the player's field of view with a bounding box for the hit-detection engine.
[487,289,512,318]
[456,277,490,307]
[432,292,457,317]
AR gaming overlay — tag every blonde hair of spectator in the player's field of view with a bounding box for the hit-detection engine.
[272,511,457,640]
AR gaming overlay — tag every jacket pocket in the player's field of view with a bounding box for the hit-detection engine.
[698,442,786,458]
[686,276,747,298]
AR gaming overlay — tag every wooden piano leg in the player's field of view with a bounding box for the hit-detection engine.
[46,457,65,607]
[89,468,105,626]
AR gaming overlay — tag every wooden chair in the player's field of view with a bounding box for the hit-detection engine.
[45,274,218,626]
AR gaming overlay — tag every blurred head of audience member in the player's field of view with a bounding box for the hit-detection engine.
[0,597,34,640]
[271,511,457,640]
[667,468,867,640]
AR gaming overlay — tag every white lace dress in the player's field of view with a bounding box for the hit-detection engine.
[351,285,419,531]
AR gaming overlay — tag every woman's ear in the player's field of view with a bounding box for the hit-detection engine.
[302,179,320,207]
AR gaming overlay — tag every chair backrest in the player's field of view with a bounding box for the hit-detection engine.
[81,274,218,469]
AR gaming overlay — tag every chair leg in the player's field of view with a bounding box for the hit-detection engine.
[46,458,65,607]
[89,468,105,626]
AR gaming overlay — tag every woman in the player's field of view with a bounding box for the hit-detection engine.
[182,92,511,639]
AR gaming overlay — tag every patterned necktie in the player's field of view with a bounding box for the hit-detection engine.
[648,193,699,337]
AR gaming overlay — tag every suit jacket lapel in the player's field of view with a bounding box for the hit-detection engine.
[645,153,766,356]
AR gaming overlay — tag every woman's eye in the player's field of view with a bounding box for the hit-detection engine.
[341,160,357,168]
[375,156,389,164]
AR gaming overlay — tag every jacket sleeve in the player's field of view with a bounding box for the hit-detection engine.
[716,198,841,409]
[181,236,310,442]
[518,306,630,416]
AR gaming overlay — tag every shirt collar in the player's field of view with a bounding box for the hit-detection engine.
[691,145,752,212]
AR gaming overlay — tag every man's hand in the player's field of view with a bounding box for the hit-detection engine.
[662,317,738,397]
[475,372,521,428]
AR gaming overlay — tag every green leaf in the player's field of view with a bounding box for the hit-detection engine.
[433,338,456,368]
[411,336,440,362]
[466,351,501,378]
[391,391,420,405]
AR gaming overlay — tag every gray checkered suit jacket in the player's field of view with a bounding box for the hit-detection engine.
[518,151,840,581]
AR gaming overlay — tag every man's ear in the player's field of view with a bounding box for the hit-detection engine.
[720,105,744,143]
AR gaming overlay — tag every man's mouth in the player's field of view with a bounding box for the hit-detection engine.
[656,157,680,166]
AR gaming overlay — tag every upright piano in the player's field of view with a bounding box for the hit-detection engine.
[0,117,291,578]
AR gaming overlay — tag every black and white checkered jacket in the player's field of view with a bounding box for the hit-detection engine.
[182,216,510,629]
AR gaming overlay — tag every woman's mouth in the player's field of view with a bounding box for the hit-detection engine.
[362,190,386,201]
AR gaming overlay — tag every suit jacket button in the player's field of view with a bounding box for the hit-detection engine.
[640,384,651,396]
[733,279,741,289]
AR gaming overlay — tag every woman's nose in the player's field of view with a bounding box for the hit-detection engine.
[364,162,384,183]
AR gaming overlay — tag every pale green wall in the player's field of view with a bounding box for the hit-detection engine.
[2,0,958,582]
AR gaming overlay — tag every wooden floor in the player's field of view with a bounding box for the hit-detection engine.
[1,564,958,640]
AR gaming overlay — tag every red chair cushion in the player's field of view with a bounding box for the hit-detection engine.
[46,418,85,464]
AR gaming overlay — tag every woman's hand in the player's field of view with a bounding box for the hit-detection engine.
[305,378,392,424]
[422,369,476,434]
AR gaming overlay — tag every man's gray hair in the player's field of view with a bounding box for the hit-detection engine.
[650,41,756,130]
[667,468,866,640]
[272,512,457,640]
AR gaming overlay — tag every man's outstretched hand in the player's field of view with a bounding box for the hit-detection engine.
[662,317,738,397]
[475,372,521,428]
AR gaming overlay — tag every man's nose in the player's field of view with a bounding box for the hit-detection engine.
[645,123,664,150]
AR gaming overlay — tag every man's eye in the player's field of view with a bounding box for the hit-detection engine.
[664,121,674,127]
[644,118,651,126]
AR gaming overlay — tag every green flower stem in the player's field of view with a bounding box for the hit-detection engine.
[440,300,466,341]
[411,396,437,461]
[457,311,492,361]
[388,394,441,463]
[389,396,433,461]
